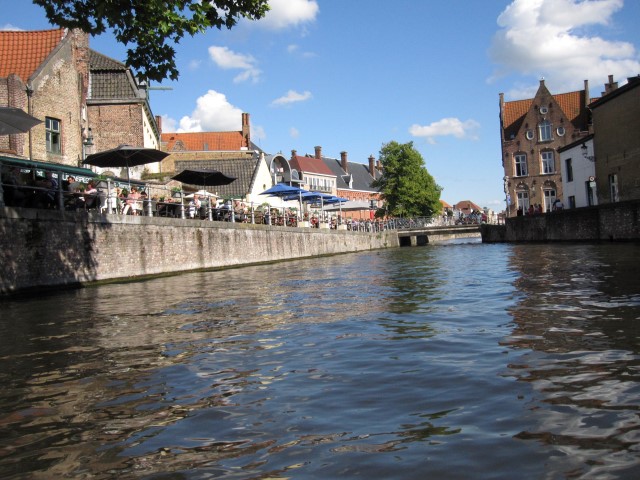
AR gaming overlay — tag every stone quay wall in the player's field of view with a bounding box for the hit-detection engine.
[481,200,640,243]
[0,208,399,294]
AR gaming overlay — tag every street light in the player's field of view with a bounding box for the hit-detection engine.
[81,127,94,164]
[581,143,595,162]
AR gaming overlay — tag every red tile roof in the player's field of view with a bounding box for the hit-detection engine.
[440,199,452,209]
[454,200,482,212]
[502,89,594,134]
[161,131,246,151]
[290,155,334,175]
[0,28,66,81]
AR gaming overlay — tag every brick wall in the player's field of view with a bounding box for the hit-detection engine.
[481,200,640,242]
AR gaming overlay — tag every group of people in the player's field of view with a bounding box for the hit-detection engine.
[2,167,60,209]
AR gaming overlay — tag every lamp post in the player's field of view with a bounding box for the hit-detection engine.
[581,143,595,162]
[82,127,94,165]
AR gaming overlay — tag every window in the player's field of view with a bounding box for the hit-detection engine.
[517,191,529,212]
[46,117,61,154]
[557,126,565,136]
[565,158,573,182]
[541,151,554,174]
[568,196,576,209]
[586,181,595,206]
[514,153,528,177]
[609,174,619,202]
[538,120,552,141]
[540,106,548,115]
[525,130,534,140]
[543,189,556,212]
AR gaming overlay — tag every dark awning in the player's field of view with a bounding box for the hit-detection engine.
[0,155,97,178]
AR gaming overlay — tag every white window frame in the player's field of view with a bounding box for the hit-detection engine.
[541,151,555,174]
[514,153,528,177]
[46,117,61,154]
[517,191,529,212]
[543,189,556,212]
[538,120,552,142]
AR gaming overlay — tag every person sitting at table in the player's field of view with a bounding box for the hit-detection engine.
[233,200,246,222]
[2,166,27,207]
[31,171,59,209]
[188,194,201,219]
[122,186,141,215]
[83,180,100,210]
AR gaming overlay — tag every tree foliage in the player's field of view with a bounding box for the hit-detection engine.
[371,141,442,218]
[33,0,270,82]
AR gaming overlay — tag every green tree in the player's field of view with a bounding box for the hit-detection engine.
[371,141,442,218]
[33,0,270,82]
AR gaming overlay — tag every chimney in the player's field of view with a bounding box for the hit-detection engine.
[291,149,297,160]
[584,79,590,108]
[340,151,348,173]
[241,112,250,148]
[376,159,381,171]
[368,155,376,177]
[315,145,322,159]
[603,74,619,95]
[155,115,162,134]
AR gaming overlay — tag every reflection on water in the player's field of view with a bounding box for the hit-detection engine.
[0,243,639,479]
[503,244,640,478]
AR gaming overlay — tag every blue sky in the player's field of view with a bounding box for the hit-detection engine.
[3,0,640,210]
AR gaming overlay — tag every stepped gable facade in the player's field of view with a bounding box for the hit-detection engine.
[499,79,595,216]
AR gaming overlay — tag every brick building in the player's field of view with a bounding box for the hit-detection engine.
[160,113,252,173]
[589,75,640,204]
[0,28,88,164]
[1,27,161,179]
[499,79,594,216]
[87,50,161,177]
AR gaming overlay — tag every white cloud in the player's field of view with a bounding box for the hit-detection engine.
[160,114,177,132]
[290,127,300,138]
[258,0,319,30]
[252,124,266,141]
[208,46,261,83]
[270,90,312,107]
[287,43,316,58]
[409,118,480,144]
[187,59,202,70]
[489,0,640,93]
[0,24,23,31]
[168,90,243,132]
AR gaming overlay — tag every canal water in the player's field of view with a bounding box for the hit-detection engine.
[1,241,639,479]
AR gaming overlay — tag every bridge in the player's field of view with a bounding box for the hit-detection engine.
[393,218,482,246]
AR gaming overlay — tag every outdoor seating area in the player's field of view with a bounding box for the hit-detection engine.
[0,159,399,231]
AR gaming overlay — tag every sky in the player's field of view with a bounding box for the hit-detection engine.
[2,0,640,210]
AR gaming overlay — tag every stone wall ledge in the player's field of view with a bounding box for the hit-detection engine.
[0,207,398,295]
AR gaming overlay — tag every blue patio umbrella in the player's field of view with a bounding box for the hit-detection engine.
[260,183,309,221]
[259,183,308,197]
